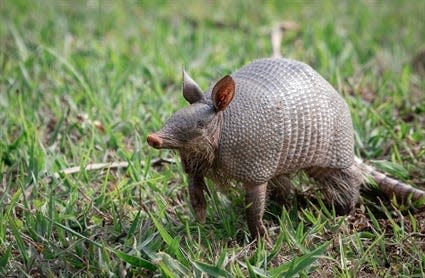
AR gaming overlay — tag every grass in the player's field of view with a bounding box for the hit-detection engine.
[1,0,425,276]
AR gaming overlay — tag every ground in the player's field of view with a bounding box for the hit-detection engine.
[1,0,425,277]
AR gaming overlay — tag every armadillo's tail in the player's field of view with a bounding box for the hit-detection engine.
[354,157,425,204]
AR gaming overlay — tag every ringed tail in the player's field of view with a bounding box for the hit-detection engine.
[355,157,425,203]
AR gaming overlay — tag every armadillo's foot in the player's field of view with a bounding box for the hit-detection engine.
[252,223,267,238]
[307,165,361,215]
[189,175,209,224]
[268,174,296,205]
[334,201,356,216]
[194,204,206,224]
[249,224,272,246]
[244,182,268,240]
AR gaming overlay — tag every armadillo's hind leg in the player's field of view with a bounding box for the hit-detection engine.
[268,174,296,205]
[307,164,362,215]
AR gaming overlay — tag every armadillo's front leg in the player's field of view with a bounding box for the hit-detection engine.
[188,175,209,224]
[244,183,268,239]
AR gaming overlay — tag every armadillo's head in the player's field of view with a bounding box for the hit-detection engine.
[147,70,235,152]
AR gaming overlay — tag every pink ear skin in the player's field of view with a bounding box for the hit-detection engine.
[211,75,235,111]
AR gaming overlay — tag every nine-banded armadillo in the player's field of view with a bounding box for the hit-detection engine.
[147,58,425,239]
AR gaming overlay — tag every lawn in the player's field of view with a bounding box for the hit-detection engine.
[1,0,425,276]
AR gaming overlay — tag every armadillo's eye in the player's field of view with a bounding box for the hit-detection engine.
[197,120,205,128]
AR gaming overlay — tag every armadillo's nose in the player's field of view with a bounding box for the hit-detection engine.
[147,133,163,149]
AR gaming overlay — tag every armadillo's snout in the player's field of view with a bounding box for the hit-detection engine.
[147,133,163,149]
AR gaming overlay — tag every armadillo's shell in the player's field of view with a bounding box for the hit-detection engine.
[208,58,354,184]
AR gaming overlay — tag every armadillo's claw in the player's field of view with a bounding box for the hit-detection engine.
[196,208,206,224]
[191,198,207,224]
[189,183,208,224]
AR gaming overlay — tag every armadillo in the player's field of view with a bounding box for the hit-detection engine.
[146,58,425,239]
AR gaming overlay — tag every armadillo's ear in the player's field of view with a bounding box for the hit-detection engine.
[182,68,204,104]
[211,75,235,112]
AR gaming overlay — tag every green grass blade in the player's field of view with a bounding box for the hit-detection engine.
[8,218,28,266]
[193,260,232,278]
[156,252,189,277]
[270,242,329,278]
[0,246,11,271]
[149,212,189,267]
[50,217,157,271]
[127,210,141,240]
[371,160,409,180]
[115,250,156,271]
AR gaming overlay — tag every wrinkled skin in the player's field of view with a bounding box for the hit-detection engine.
[147,102,219,224]
[147,71,233,230]
[148,103,216,150]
